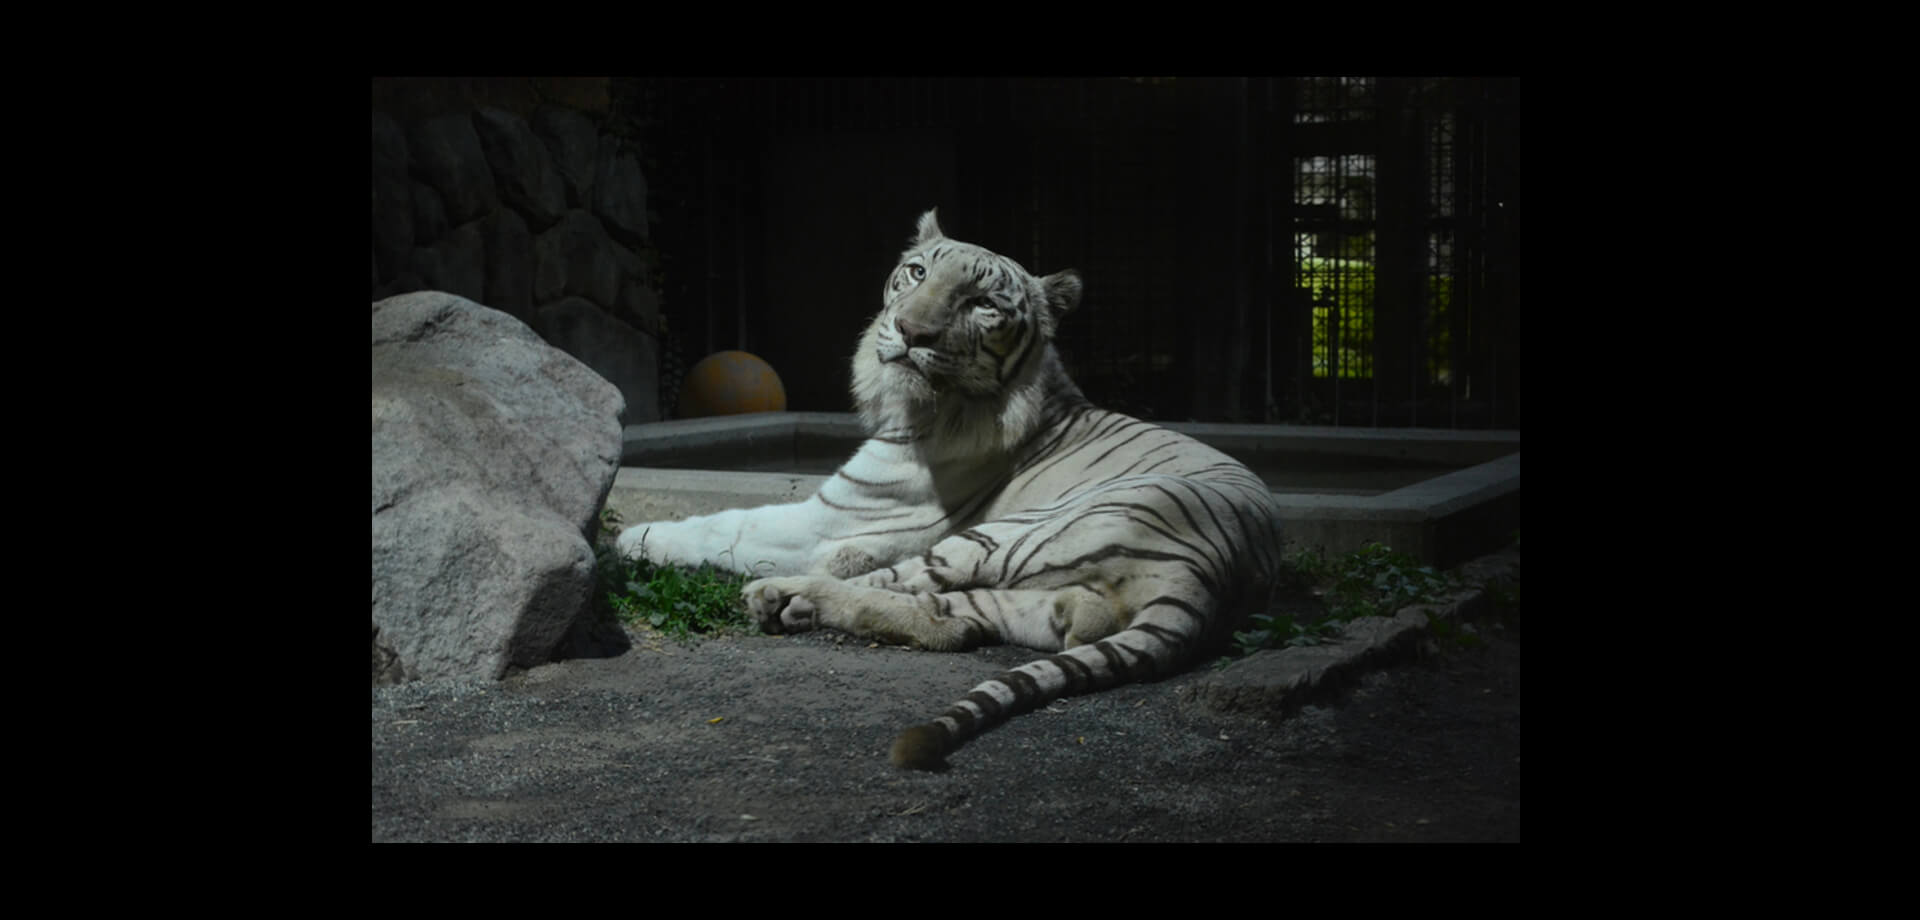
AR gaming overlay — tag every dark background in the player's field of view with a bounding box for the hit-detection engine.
[374,77,1521,429]
[622,77,1519,428]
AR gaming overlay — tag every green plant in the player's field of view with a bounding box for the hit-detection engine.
[1232,611,1342,652]
[1283,546,1332,582]
[1325,542,1454,620]
[592,509,754,640]
[606,558,753,639]
[1233,542,1456,656]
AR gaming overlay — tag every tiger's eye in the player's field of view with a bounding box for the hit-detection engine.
[907,264,926,281]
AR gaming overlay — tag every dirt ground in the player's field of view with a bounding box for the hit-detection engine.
[370,606,1520,842]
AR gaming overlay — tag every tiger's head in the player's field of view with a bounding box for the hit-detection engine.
[852,210,1086,455]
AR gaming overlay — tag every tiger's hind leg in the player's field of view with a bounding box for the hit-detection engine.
[744,575,1131,653]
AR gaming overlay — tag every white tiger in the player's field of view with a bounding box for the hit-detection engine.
[619,209,1282,769]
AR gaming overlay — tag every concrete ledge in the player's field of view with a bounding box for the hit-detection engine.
[1163,421,1518,466]
[1275,452,1521,568]
[604,467,828,528]
[1183,545,1520,716]
[621,412,859,466]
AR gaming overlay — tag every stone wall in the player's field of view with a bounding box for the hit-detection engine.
[372,85,661,423]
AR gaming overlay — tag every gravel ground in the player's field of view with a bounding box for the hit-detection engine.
[371,600,1520,842]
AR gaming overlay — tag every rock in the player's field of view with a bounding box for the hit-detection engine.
[408,114,499,225]
[472,107,566,231]
[532,296,660,424]
[591,139,649,245]
[532,209,634,307]
[1183,609,1432,715]
[371,111,414,284]
[616,277,663,335]
[481,208,533,319]
[372,292,625,683]
[406,221,486,304]
[530,105,599,208]
[411,179,449,247]
[372,623,407,685]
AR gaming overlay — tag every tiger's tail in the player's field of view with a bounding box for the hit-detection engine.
[889,623,1188,770]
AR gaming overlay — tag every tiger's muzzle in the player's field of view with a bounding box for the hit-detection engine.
[879,316,940,368]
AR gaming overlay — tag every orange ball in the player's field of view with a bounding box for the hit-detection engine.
[676,350,788,417]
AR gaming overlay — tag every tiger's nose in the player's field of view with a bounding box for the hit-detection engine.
[896,318,939,349]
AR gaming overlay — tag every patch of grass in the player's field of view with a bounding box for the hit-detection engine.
[1233,610,1343,652]
[607,559,752,639]
[592,509,754,640]
[1233,542,1457,656]
[1325,542,1454,621]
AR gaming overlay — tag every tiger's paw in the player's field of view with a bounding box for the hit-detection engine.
[744,576,829,634]
[615,524,652,561]
[823,545,883,579]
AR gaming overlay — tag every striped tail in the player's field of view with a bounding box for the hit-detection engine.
[890,623,1185,770]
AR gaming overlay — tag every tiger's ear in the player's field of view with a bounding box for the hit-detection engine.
[914,209,943,245]
[1041,269,1082,318]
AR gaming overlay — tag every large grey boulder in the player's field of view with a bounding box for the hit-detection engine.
[372,292,625,684]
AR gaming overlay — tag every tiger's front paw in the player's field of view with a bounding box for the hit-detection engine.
[744,576,828,634]
[615,524,652,561]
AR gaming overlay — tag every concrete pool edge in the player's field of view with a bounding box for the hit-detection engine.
[610,412,1520,566]
[1269,452,1520,567]
[620,411,1519,467]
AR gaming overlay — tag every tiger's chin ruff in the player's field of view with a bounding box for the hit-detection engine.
[851,330,1075,465]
